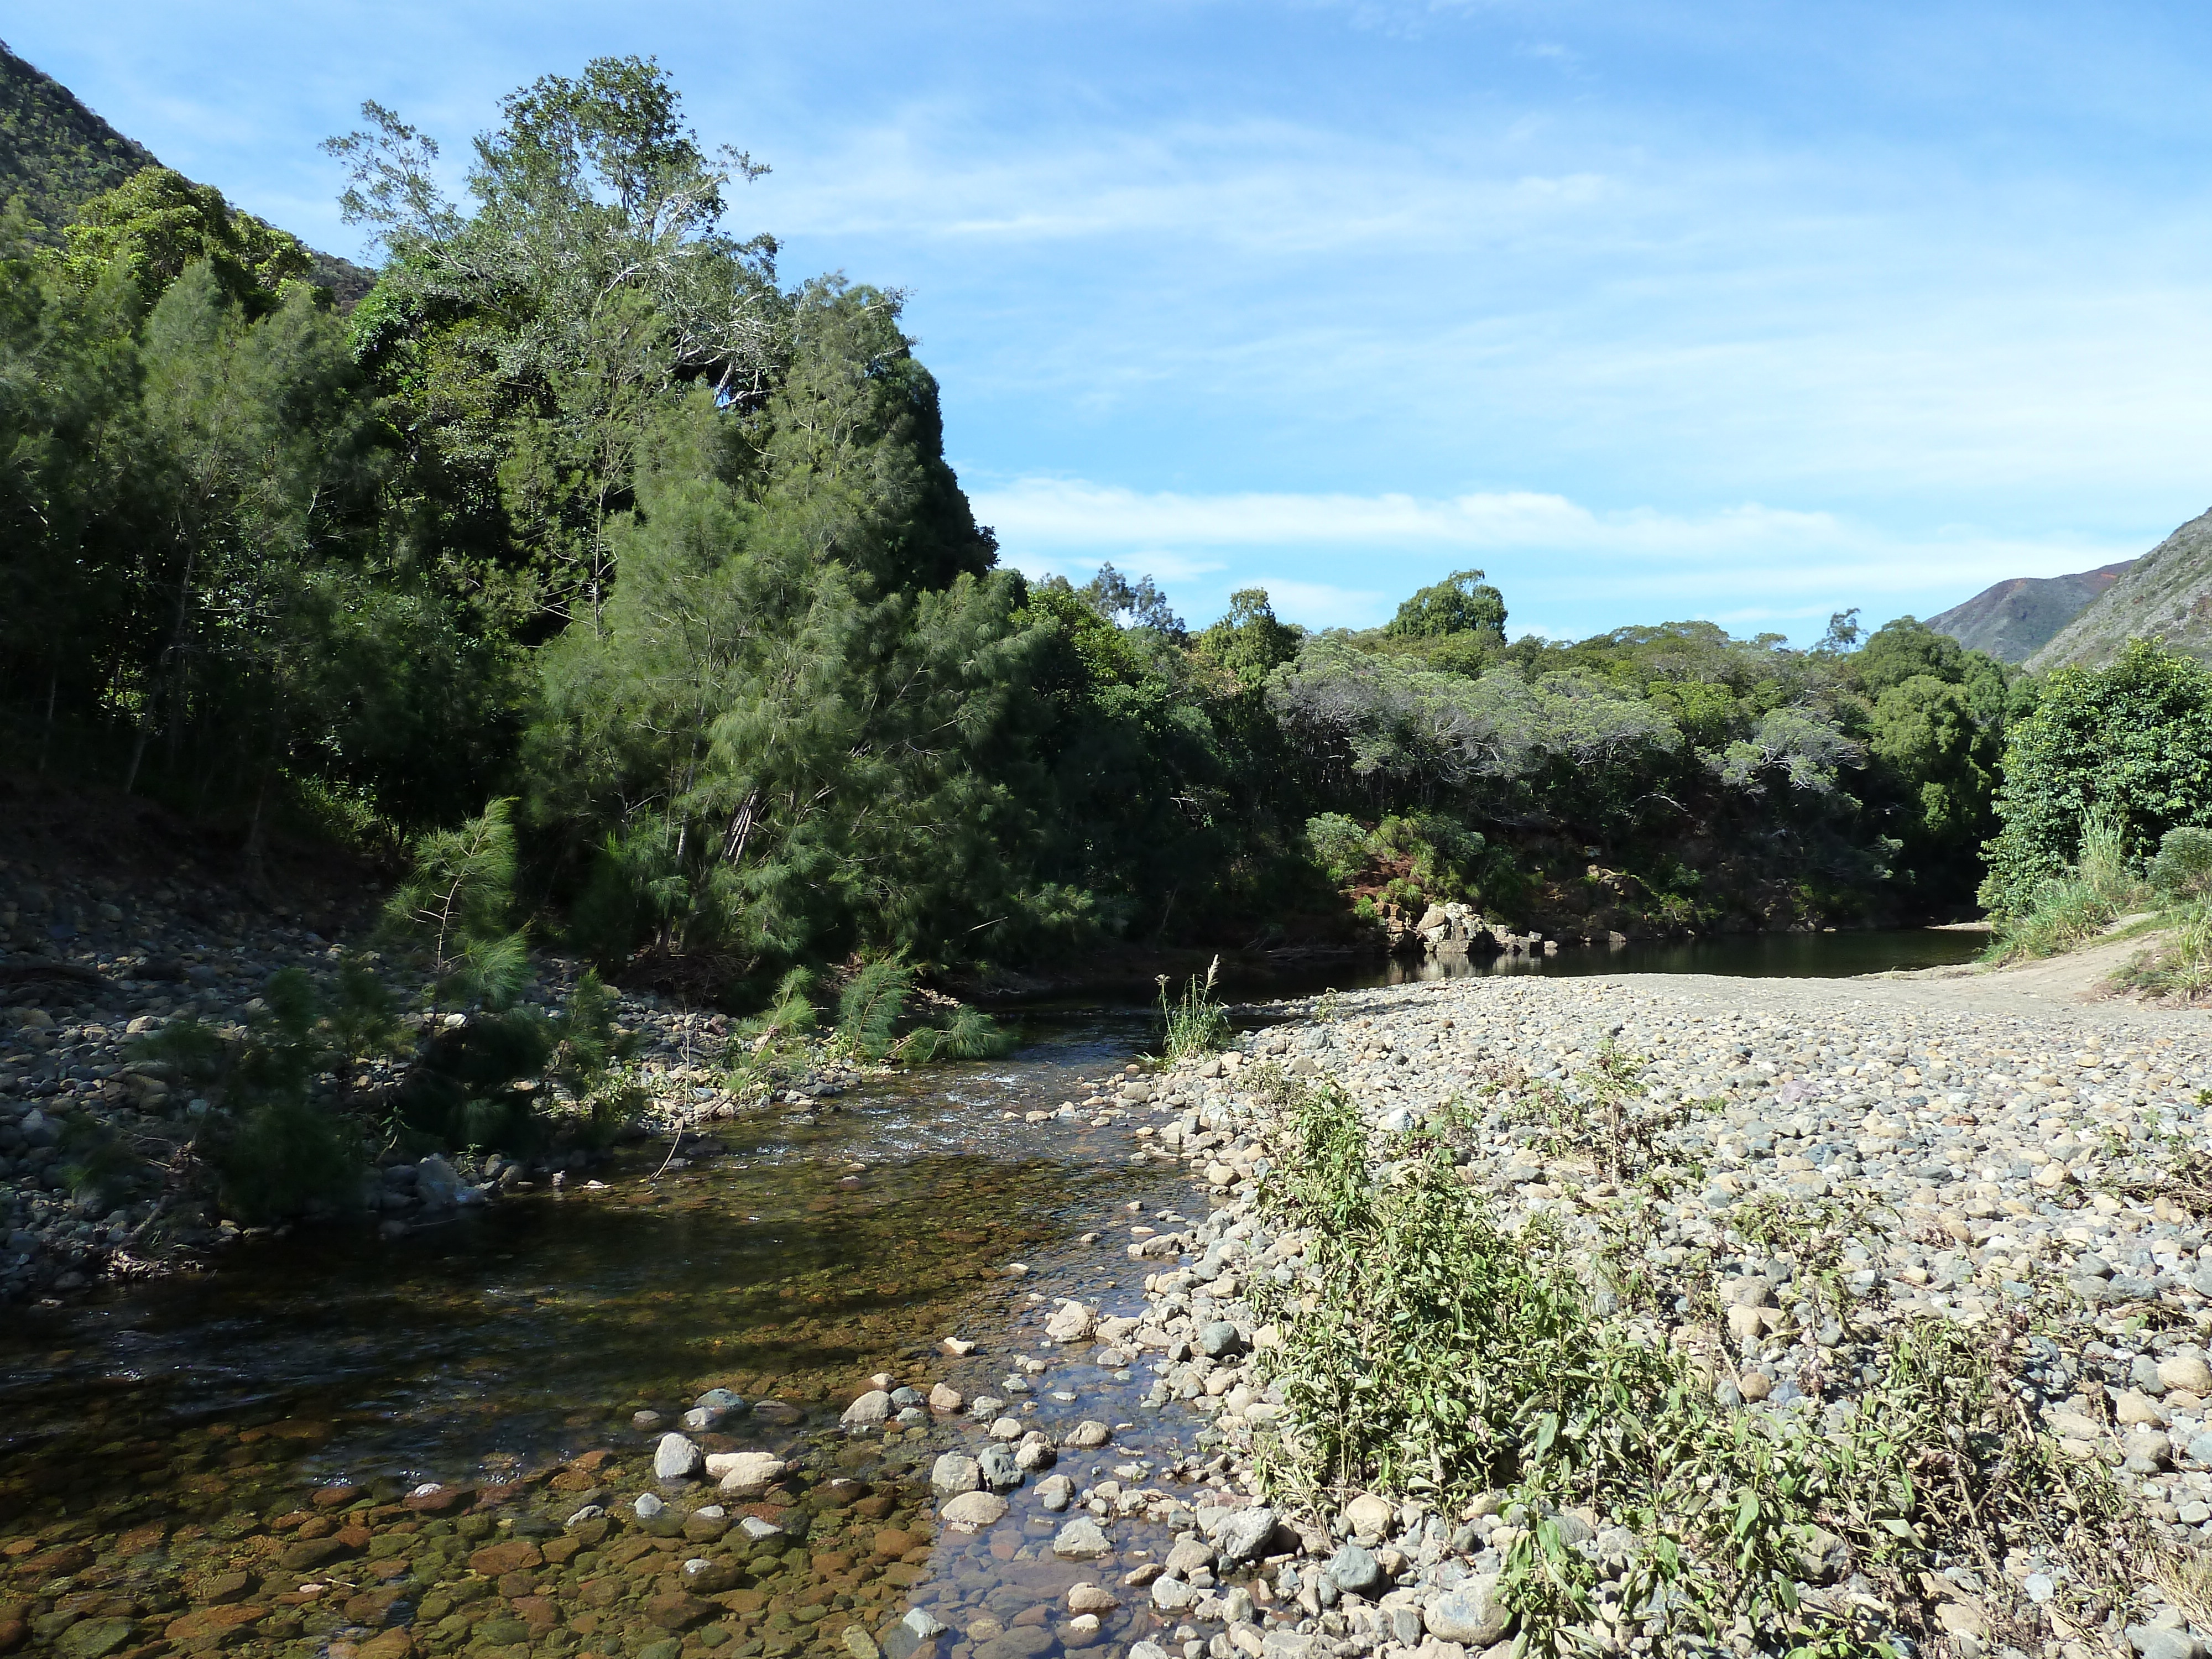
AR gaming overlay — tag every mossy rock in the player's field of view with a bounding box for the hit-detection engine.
[56,1619,137,1659]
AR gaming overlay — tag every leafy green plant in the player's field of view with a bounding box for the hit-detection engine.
[57,1111,155,1211]
[895,1003,1015,1063]
[1249,1067,2148,1650]
[1157,955,1230,1062]
[2150,825,2212,899]
[205,1093,365,1225]
[1305,813,1369,885]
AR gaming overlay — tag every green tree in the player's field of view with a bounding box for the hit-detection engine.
[1979,639,2212,916]
[1384,568,1507,640]
[51,167,308,310]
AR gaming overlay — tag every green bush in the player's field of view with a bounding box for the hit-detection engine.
[1370,811,1485,904]
[387,1009,554,1151]
[895,1004,1015,1063]
[206,1094,366,1225]
[1304,813,1369,885]
[1249,1065,2143,1649]
[837,958,914,1060]
[2150,826,2212,899]
[1980,640,2212,917]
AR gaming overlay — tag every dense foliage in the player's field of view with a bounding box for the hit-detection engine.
[2,56,2042,1002]
[1979,639,2212,917]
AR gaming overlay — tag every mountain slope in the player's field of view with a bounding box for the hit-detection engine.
[1926,560,2133,663]
[0,38,155,238]
[2027,508,2212,671]
[0,39,371,304]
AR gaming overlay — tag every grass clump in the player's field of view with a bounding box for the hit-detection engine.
[1986,807,2145,964]
[1248,1065,2150,1653]
[1158,955,1231,1062]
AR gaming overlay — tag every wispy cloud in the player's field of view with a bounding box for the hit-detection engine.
[973,476,2150,636]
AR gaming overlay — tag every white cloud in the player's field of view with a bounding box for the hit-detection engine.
[972,476,2133,585]
[971,474,2156,640]
[1248,579,1392,629]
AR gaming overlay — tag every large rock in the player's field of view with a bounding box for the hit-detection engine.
[841,1390,893,1428]
[1214,1506,1277,1564]
[978,1444,1024,1491]
[940,1491,1009,1531]
[931,1453,982,1495]
[415,1156,463,1208]
[1327,1542,1382,1595]
[1045,1301,1095,1343]
[1151,1576,1198,1613]
[1196,1321,1244,1358]
[707,1452,787,1495]
[2160,1354,2212,1395]
[1053,1517,1112,1558]
[1037,1474,1074,1511]
[1343,1493,1394,1543]
[1063,1420,1111,1449]
[654,1433,703,1481]
[1424,1577,1509,1646]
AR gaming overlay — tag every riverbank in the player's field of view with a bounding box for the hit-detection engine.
[1075,968,2212,1656]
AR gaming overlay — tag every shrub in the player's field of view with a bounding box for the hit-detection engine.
[2151,826,2212,899]
[896,1003,1015,1063]
[1304,813,1369,885]
[837,958,914,1060]
[1248,1065,2144,1649]
[205,1094,365,1225]
[1987,806,2144,963]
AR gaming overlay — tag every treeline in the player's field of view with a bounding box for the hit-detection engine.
[2,58,2036,999]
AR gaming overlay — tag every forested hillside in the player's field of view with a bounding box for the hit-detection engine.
[0,58,2029,1003]
[0,39,155,238]
[0,39,371,301]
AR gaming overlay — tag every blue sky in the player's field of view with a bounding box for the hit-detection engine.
[12,1,2212,641]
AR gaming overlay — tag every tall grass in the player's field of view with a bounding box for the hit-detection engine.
[1157,956,1230,1061]
[1986,807,2144,963]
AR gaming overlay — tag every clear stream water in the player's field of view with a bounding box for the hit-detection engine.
[0,930,1983,1659]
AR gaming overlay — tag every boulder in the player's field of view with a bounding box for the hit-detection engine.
[707,1452,787,1495]
[1214,1506,1277,1564]
[1053,1517,1112,1558]
[940,1491,1009,1531]
[653,1433,703,1481]
[1424,1578,1509,1647]
[1327,1542,1382,1595]
[930,1453,982,1495]
[841,1390,893,1428]
[1045,1301,1095,1343]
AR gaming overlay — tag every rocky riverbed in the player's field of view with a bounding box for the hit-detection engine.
[1055,971,2212,1659]
[0,839,876,1305]
[12,962,2212,1659]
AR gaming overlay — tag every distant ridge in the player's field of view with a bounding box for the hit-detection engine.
[2027,507,2212,672]
[1926,560,2133,663]
[0,38,155,238]
[0,39,372,305]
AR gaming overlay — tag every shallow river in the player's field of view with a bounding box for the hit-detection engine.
[0,929,1982,1659]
